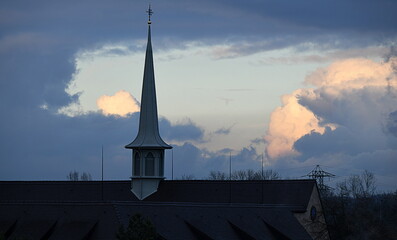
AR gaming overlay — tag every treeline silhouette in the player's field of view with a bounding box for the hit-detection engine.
[321,170,397,239]
[177,169,280,180]
[208,169,280,180]
[65,168,397,239]
[67,170,92,181]
[184,169,397,239]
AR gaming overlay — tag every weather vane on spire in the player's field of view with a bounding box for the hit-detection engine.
[147,4,153,24]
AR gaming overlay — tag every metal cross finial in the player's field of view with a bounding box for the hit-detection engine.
[147,4,153,24]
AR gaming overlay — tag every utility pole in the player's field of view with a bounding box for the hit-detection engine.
[261,154,264,179]
[101,145,104,201]
[229,152,232,204]
[304,165,335,192]
[229,152,232,180]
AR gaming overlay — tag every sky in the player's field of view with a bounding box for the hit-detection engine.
[1,0,396,192]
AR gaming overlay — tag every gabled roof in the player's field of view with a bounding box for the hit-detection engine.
[0,180,317,240]
[114,202,312,240]
[0,180,315,210]
[125,24,171,149]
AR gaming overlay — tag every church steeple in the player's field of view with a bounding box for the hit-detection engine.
[125,6,171,150]
[125,6,172,200]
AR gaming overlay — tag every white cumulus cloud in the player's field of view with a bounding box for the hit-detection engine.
[265,88,336,159]
[265,57,397,160]
[97,90,140,117]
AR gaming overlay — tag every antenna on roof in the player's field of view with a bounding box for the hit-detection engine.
[172,148,174,180]
[101,145,104,201]
[229,152,232,204]
[229,152,232,180]
[101,145,104,181]
[261,153,264,204]
[261,154,264,179]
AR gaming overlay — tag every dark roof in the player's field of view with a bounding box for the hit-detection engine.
[0,202,118,240]
[0,180,315,209]
[0,180,316,240]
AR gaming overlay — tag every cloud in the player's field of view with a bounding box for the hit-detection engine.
[264,88,336,159]
[0,108,209,181]
[1,1,396,58]
[265,57,397,161]
[214,125,234,135]
[386,111,397,137]
[96,90,140,117]
[217,97,234,105]
[305,58,395,90]
[0,32,57,53]
[258,46,389,65]
[0,1,266,183]
[0,109,138,180]
[167,143,261,179]
[251,138,265,145]
[1,0,396,191]
[160,118,205,142]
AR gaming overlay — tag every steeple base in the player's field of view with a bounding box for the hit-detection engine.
[130,177,163,200]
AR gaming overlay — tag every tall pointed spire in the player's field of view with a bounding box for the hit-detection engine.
[125,5,171,200]
[125,5,171,150]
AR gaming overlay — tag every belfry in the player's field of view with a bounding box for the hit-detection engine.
[125,5,172,200]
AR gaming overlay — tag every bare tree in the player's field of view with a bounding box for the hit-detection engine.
[67,171,92,181]
[179,174,195,180]
[262,169,281,180]
[336,180,349,198]
[246,169,259,180]
[80,172,92,181]
[208,171,227,180]
[349,175,363,198]
[232,170,247,180]
[324,170,392,239]
[67,170,79,181]
[336,170,376,198]
[361,170,376,197]
[208,169,280,180]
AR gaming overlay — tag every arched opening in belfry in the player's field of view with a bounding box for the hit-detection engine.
[159,151,164,176]
[145,152,155,176]
[134,152,141,176]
